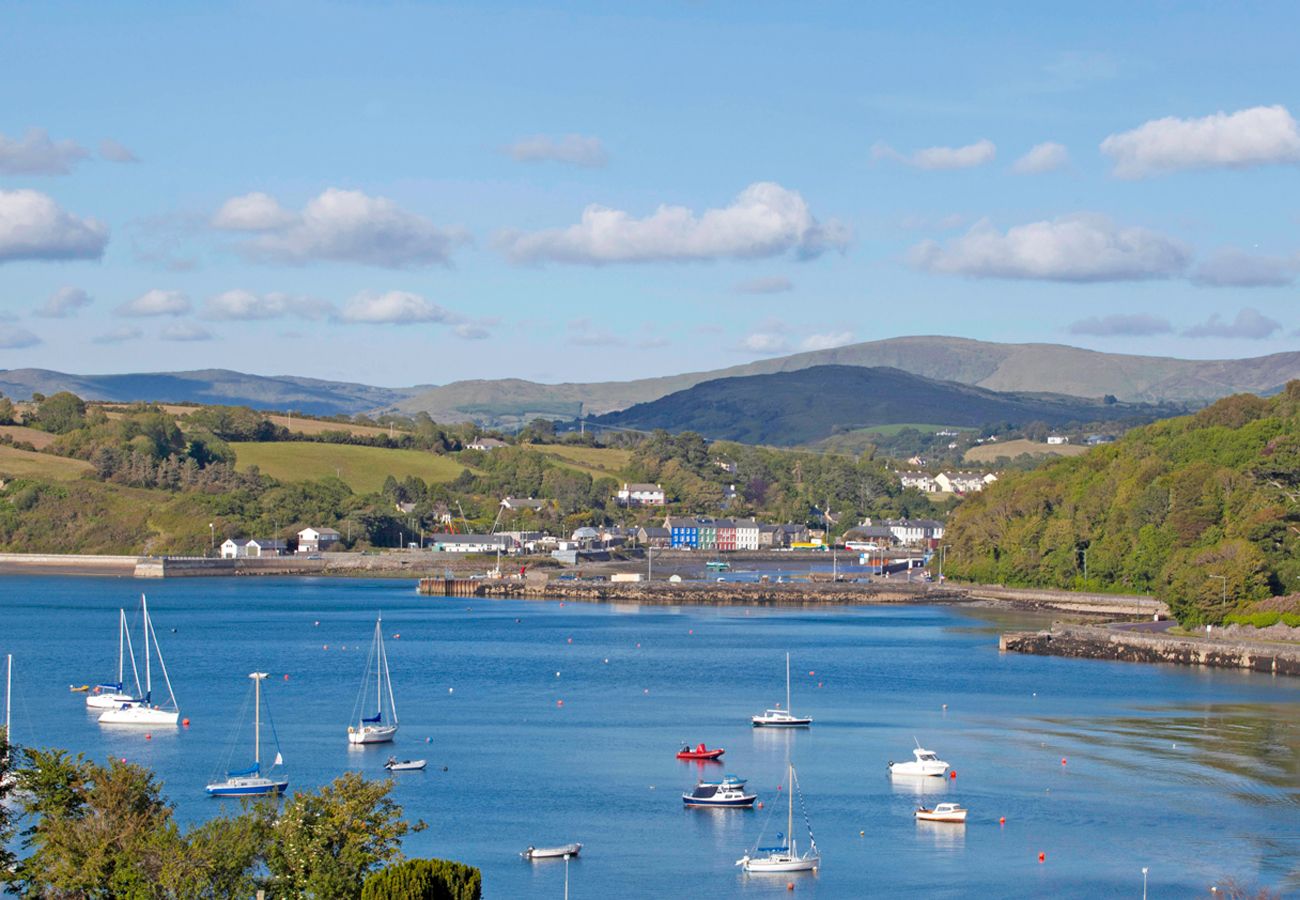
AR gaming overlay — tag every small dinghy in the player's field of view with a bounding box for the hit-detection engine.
[521,843,582,860]
[915,802,967,823]
[677,742,725,760]
[384,757,427,771]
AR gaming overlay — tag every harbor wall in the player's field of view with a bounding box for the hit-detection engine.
[1000,625,1300,676]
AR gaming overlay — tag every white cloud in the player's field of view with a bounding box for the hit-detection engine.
[93,326,143,344]
[497,182,849,265]
[1012,142,1070,174]
[0,189,108,263]
[1068,314,1173,337]
[567,317,625,347]
[736,330,791,355]
[1101,105,1300,178]
[636,335,671,349]
[115,289,191,317]
[453,324,491,340]
[1191,248,1299,287]
[909,214,1190,282]
[212,192,294,231]
[34,286,93,318]
[871,139,996,170]
[216,188,467,268]
[1184,307,1282,340]
[99,138,138,163]
[733,275,793,295]
[160,322,214,342]
[799,331,855,352]
[0,128,88,175]
[338,290,456,324]
[0,325,41,349]
[506,134,608,168]
[202,289,330,321]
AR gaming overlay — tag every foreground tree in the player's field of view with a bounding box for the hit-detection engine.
[361,858,482,900]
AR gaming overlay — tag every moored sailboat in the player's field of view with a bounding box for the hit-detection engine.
[347,617,399,745]
[98,595,180,727]
[86,608,142,710]
[736,764,820,873]
[751,652,812,727]
[206,672,288,797]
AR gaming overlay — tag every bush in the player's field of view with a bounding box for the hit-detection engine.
[1224,611,1300,628]
[361,858,482,900]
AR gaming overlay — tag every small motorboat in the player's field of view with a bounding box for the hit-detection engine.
[915,802,967,823]
[683,775,757,808]
[889,743,950,777]
[521,843,582,860]
[677,742,725,760]
[69,684,89,693]
[384,757,427,771]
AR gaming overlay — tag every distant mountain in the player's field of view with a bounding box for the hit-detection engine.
[391,337,1300,425]
[587,365,1178,446]
[0,368,417,416]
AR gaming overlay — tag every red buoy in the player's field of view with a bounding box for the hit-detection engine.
[1061,758,1067,766]
[949,770,957,779]
[999,817,1006,825]
[556,699,564,707]
[181,718,190,727]
[1038,852,1046,863]
[145,733,151,740]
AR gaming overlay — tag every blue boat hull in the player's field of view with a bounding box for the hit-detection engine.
[206,780,289,797]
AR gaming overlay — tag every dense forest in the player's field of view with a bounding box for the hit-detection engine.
[944,383,1300,624]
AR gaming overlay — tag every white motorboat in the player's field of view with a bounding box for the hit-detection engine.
[384,757,426,771]
[888,742,950,777]
[683,775,757,808]
[751,652,812,728]
[347,617,399,745]
[521,843,581,860]
[915,802,967,823]
[86,609,143,710]
[737,764,820,874]
[99,596,181,727]
[206,672,288,797]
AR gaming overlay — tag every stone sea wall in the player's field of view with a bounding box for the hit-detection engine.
[1000,625,1300,676]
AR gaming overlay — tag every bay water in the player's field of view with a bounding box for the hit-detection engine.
[2,575,1298,897]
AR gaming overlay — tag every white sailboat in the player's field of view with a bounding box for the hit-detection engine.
[206,672,288,797]
[347,618,398,745]
[98,595,180,726]
[86,608,143,710]
[736,764,820,874]
[751,653,812,727]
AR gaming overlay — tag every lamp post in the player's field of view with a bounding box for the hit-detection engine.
[209,523,214,556]
[647,544,653,582]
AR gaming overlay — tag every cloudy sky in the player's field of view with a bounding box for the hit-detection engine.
[2,2,1298,386]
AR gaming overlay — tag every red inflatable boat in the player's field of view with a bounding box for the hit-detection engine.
[676,742,725,760]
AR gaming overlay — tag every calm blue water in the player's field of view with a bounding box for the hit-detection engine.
[3,575,1298,898]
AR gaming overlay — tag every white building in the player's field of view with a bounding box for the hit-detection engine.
[467,436,508,451]
[430,534,514,553]
[297,527,342,553]
[616,482,666,506]
[221,538,287,558]
[1047,435,1070,445]
[733,517,760,551]
[899,472,939,493]
[933,471,993,494]
[883,518,946,545]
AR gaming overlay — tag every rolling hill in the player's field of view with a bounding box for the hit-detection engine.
[586,365,1177,446]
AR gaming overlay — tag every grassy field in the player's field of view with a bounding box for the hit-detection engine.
[527,444,633,479]
[964,438,1088,463]
[101,404,399,438]
[230,442,469,493]
[0,445,94,480]
[0,425,57,449]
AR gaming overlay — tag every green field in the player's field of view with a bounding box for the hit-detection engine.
[231,442,469,493]
[0,445,94,480]
[963,438,1088,463]
[527,444,633,479]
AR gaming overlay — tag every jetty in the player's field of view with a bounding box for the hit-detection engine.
[1001,624,1300,676]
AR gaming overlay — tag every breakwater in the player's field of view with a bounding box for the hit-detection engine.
[1001,624,1300,676]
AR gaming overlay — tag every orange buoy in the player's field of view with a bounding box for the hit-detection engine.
[787,881,794,891]
[1038,852,1046,863]
[808,671,814,676]
[999,817,1006,825]
[757,801,763,808]
[556,699,564,707]
[181,718,190,727]
[949,771,957,779]
[145,733,151,740]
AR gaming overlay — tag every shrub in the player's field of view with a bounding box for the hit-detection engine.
[361,858,482,900]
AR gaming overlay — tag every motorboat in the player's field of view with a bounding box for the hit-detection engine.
[206,672,288,798]
[915,802,967,823]
[86,609,143,710]
[677,742,725,760]
[347,617,400,745]
[683,775,757,808]
[384,757,427,771]
[888,743,950,777]
[752,652,812,728]
[521,843,581,860]
[99,596,181,727]
[737,764,820,874]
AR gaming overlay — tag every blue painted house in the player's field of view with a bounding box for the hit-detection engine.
[665,517,699,549]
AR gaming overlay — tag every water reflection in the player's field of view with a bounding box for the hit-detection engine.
[914,818,966,850]
[888,773,952,797]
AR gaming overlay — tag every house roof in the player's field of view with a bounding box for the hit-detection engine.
[431,533,511,545]
[501,496,546,509]
[249,538,287,548]
[639,526,670,537]
[622,483,663,492]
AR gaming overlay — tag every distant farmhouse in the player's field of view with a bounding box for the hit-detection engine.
[616,482,666,506]
[500,496,546,512]
[467,436,508,451]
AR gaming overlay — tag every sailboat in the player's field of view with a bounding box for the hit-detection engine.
[98,595,181,726]
[206,672,288,797]
[751,653,812,727]
[347,618,399,745]
[736,764,820,874]
[86,609,142,710]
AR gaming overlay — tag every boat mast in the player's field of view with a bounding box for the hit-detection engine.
[142,594,152,700]
[785,652,791,712]
[375,619,383,716]
[146,605,178,711]
[381,620,397,725]
[117,609,125,686]
[252,672,264,768]
[787,765,795,856]
[4,653,10,740]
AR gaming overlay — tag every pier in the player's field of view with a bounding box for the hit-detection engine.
[1001,624,1300,676]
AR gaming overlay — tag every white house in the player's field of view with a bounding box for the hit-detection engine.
[933,472,990,494]
[616,482,666,506]
[467,436,508,451]
[1047,435,1070,445]
[222,538,287,558]
[297,527,342,553]
[733,517,761,551]
[430,533,513,553]
[883,518,946,545]
[220,538,248,559]
[899,472,939,493]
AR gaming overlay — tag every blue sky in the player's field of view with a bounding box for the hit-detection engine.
[1,1,1298,386]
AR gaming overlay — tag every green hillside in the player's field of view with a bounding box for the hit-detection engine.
[230,442,469,493]
[589,366,1172,446]
[944,384,1300,624]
